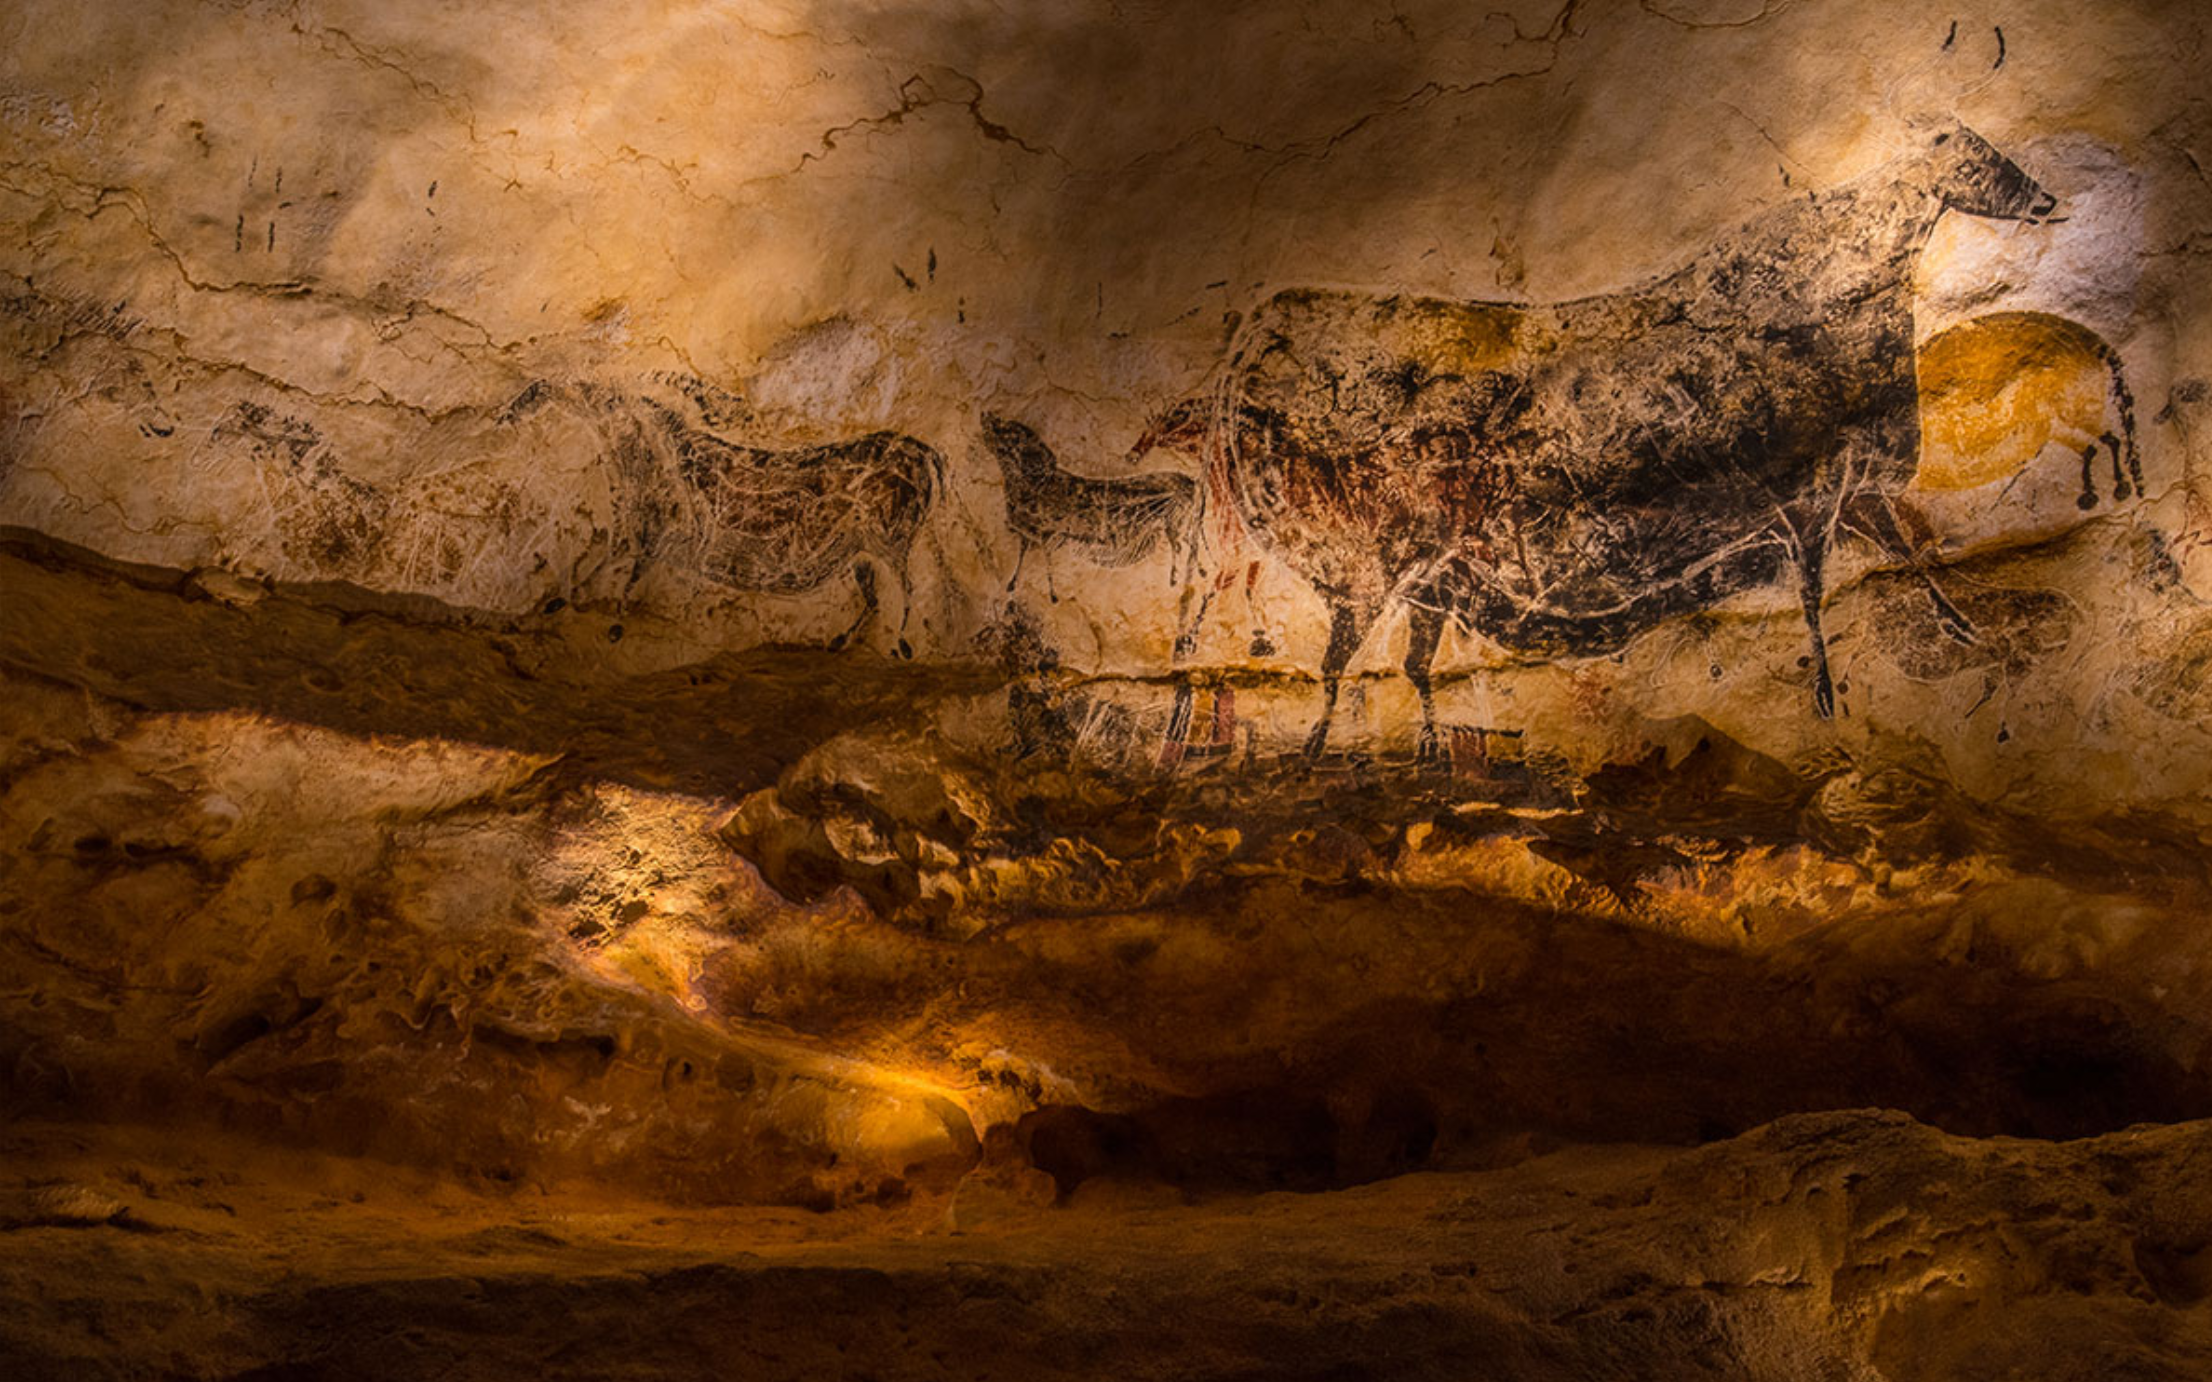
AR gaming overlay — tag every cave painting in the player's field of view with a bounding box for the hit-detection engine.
[1914,311,2141,508]
[506,378,943,656]
[501,125,2117,766]
[981,413,1202,602]
[1134,120,2061,759]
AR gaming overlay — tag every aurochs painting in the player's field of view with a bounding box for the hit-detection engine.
[1134,118,2078,759]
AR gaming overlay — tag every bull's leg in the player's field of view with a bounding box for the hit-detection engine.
[1246,561,1277,658]
[1845,492,1975,645]
[2079,443,2101,509]
[1304,601,1369,760]
[1403,597,1448,771]
[2104,432,2133,501]
[1005,537,1030,593]
[1794,536,1837,721]
[2119,431,2146,498]
[829,560,880,652]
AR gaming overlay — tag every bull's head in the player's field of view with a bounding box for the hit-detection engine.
[1914,119,2058,223]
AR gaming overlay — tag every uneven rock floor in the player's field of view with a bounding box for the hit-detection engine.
[7,1111,2212,1382]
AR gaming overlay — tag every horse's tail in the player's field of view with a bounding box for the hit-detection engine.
[879,431,950,589]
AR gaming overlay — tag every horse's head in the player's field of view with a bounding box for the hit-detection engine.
[1912,119,2056,223]
[981,412,1048,476]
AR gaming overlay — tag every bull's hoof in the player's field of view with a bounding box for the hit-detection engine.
[895,638,913,660]
[1414,725,1445,775]
[1249,632,1278,658]
[2115,481,2134,501]
[827,632,851,653]
[2078,492,2100,511]
[1813,677,1836,720]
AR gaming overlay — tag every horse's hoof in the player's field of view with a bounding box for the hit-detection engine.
[896,639,913,660]
[2078,493,2099,510]
[2115,482,2133,501]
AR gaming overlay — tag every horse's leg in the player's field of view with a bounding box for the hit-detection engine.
[829,560,879,652]
[2104,432,2132,501]
[2079,442,2101,509]
[1403,594,1448,770]
[1005,537,1029,593]
[1304,600,1369,760]
[1844,491,1974,645]
[891,561,916,660]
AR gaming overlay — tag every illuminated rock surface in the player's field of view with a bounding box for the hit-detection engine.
[5,0,2212,1376]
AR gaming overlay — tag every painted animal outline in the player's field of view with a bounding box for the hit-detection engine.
[980,413,1202,603]
[501,378,944,656]
[1913,310,2141,510]
[1141,120,2057,759]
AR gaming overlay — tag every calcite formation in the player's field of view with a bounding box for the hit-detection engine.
[3,0,2211,1376]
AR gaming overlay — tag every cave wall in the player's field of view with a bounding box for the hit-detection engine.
[3,0,2208,817]
[7,0,2212,1218]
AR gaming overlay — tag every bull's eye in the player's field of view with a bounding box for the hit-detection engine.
[1933,133,1952,146]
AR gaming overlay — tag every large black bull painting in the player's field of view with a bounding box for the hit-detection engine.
[1150,120,2059,758]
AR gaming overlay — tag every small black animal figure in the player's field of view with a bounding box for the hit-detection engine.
[981,413,1200,603]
